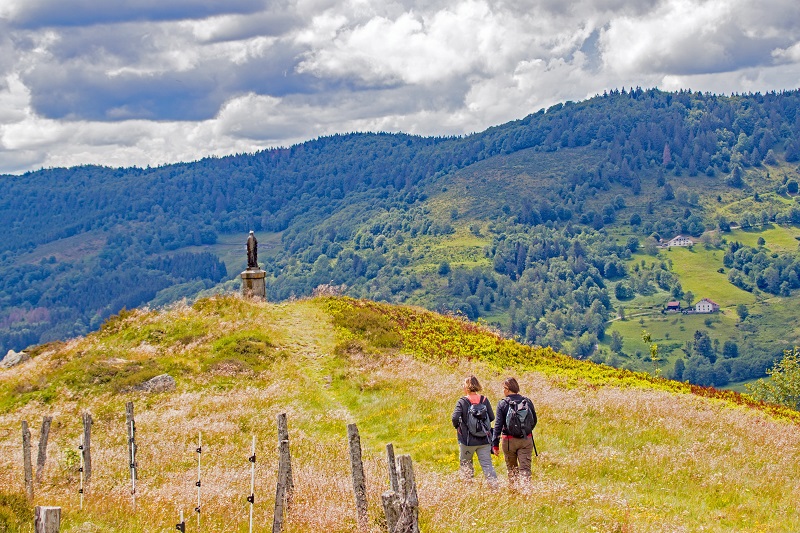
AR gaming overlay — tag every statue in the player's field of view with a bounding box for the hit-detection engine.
[242,230,265,299]
[246,231,258,269]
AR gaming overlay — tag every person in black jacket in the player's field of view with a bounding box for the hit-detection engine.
[451,376,497,484]
[492,377,537,484]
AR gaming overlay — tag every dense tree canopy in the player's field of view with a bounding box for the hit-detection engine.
[4,89,800,387]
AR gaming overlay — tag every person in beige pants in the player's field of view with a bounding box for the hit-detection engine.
[492,377,537,484]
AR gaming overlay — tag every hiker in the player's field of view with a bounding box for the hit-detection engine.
[451,376,498,484]
[492,377,537,484]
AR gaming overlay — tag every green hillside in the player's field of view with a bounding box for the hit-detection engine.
[0,296,798,532]
[5,89,800,390]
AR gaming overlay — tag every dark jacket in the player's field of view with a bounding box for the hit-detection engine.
[452,395,495,446]
[492,393,537,447]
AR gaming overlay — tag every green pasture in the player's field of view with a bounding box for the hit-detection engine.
[723,378,759,393]
[719,189,795,219]
[664,246,756,306]
[741,297,800,350]
[611,285,673,315]
[20,230,107,265]
[727,224,800,252]
[405,229,492,272]
[605,310,738,364]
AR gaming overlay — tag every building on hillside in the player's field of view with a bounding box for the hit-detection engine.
[665,235,693,247]
[695,298,719,313]
[665,301,681,312]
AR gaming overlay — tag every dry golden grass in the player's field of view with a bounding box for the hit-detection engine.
[0,295,799,532]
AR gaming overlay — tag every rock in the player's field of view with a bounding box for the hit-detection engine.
[135,373,176,393]
[1,350,29,369]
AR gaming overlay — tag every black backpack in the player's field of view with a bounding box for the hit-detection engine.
[465,396,491,441]
[505,398,535,438]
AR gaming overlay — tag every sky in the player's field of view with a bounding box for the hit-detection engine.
[1,0,800,174]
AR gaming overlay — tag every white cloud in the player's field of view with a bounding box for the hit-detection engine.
[295,0,594,86]
[1,0,800,174]
[0,75,30,124]
[773,42,800,64]
[600,0,800,75]
[661,62,800,95]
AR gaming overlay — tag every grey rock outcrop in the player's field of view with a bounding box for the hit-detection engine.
[134,373,176,393]
[1,350,29,369]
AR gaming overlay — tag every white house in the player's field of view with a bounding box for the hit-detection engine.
[666,235,693,247]
[695,298,720,313]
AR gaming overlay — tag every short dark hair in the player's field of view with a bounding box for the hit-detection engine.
[503,377,520,394]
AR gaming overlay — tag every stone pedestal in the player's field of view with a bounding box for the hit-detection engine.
[241,269,266,300]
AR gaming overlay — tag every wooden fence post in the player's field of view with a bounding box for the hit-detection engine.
[395,455,419,533]
[347,423,368,531]
[36,416,53,484]
[276,412,294,505]
[381,454,419,533]
[22,421,33,500]
[34,506,61,533]
[381,491,401,533]
[386,443,399,493]
[272,413,293,533]
[81,412,92,487]
[125,402,137,510]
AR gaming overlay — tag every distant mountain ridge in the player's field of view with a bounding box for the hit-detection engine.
[3,88,800,388]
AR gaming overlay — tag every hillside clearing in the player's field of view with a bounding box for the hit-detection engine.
[664,247,755,307]
[727,224,800,252]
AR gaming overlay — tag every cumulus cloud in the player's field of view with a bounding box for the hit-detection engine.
[1,0,800,174]
[600,0,800,75]
[773,42,800,64]
[5,0,267,28]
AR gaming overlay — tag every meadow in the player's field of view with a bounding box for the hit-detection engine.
[658,247,754,307]
[727,224,800,252]
[1,296,799,532]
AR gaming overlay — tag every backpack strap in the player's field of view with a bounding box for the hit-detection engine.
[466,394,483,405]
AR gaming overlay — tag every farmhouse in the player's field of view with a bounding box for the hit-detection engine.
[695,298,720,313]
[665,235,693,247]
[665,301,681,312]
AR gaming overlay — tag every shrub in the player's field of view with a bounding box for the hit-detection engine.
[747,348,800,410]
[0,491,33,532]
[207,330,276,372]
[99,307,137,334]
[329,304,403,349]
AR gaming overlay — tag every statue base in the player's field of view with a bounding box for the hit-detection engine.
[241,269,266,300]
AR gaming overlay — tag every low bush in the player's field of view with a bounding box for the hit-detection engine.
[0,491,33,532]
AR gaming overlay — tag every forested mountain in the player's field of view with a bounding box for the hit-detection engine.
[4,88,800,387]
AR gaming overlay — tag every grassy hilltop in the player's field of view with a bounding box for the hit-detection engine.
[1,295,799,532]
